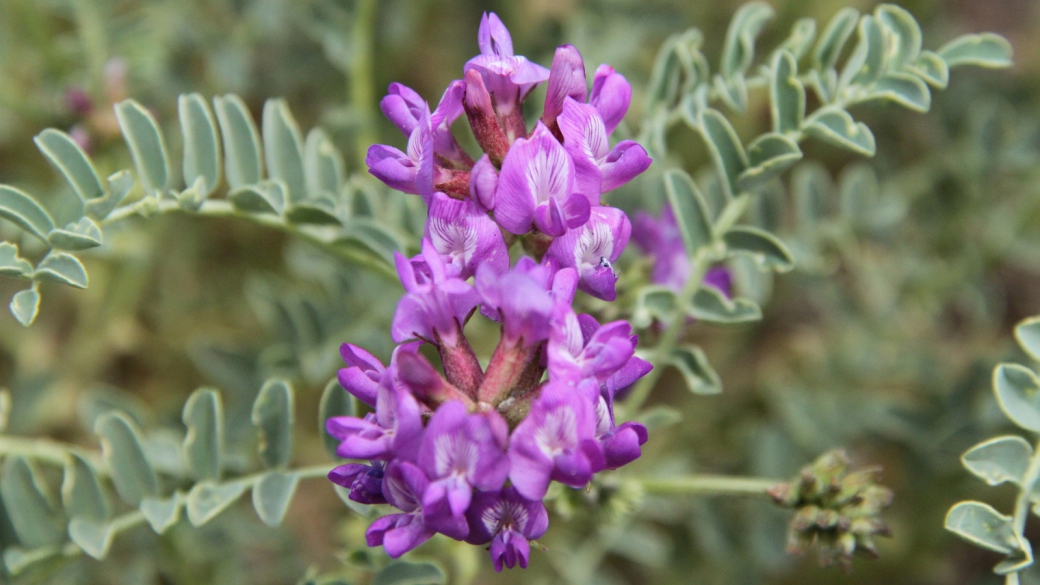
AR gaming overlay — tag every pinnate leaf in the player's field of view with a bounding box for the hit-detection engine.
[993,364,1040,432]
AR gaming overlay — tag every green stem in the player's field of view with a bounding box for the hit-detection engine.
[350,0,378,169]
[1005,438,1040,585]
[640,474,780,497]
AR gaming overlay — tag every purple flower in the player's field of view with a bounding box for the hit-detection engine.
[367,109,435,200]
[326,379,424,462]
[494,123,591,237]
[541,45,587,136]
[392,239,481,347]
[545,206,631,301]
[366,461,434,558]
[328,462,387,505]
[382,82,472,170]
[417,401,510,539]
[425,192,508,279]
[589,64,632,136]
[547,311,637,384]
[337,343,384,408]
[604,354,653,400]
[591,392,648,470]
[476,257,556,348]
[558,98,651,201]
[380,83,426,137]
[465,487,549,571]
[470,154,499,211]
[464,13,549,122]
[508,381,604,500]
[632,206,733,296]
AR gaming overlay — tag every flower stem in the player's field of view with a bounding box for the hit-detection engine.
[640,474,780,497]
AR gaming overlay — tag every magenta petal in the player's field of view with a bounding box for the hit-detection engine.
[703,266,733,298]
[534,198,567,237]
[558,99,609,201]
[425,192,508,278]
[383,514,433,558]
[543,45,587,129]
[381,83,425,136]
[366,144,417,194]
[337,368,379,407]
[470,154,499,211]
[478,12,514,57]
[495,123,575,235]
[601,140,652,192]
[507,444,553,501]
[562,192,591,228]
[551,449,593,488]
[589,64,632,135]
[602,422,648,469]
[581,266,619,301]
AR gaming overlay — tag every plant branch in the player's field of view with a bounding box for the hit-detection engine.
[640,474,780,497]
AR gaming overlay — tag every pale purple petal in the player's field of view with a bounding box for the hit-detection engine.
[425,192,508,278]
[329,462,387,505]
[366,144,418,194]
[542,45,587,131]
[703,266,733,298]
[381,83,425,136]
[589,64,632,135]
[495,123,575,235]
[337,343,384,407]
[470,154,499,211]
[558,98,608,202]
[601,421,648,469]
[478,12,514,57]
[600,140,652,192]
[545,206,631,301]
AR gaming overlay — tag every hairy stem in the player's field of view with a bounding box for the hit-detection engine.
[640,474,780,497]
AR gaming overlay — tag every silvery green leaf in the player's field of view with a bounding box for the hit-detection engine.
[813,8,859,71]
[875,5,922,68]
[667,345,722,395]
[140,495,181,534]
[373,561,446,585]
[214,94,264,189]
[938,33,1013,69]
[632,286,678,329]
[719,2,774,79]
[695,109,748,199]
[179,93,222,197]
[47,217,102,250]
[320,378,356,458]
[687,287,762,324]
[962,436,1033,487]
[712,73,747,113]
[33,128,104,201]
[738,133,802,191]
[3,546,61,576]
[114,99,170,194]
[1015,317,1040,361]
[335,219,404,267]
[252,471,299,527]
[95,411,158,505]
[10,288,40,327]
[305,128,345,198]
[839,16,886,90]
[85,171,134,221]
[791,162,833,228]
[647,37,684,110]
[0,456,64,548]
[865,72,931,113]
[995,547,1035,576]
[945,501,1019,554]
[182,387,224,482]
[663,169,714,256]
[252,379,295,470]
[177,176,207,212]
[838,162,878,221]
[908,50,950,89]
[0,185,55,241]
[229,180,287,215]
[778,18,816,60]
[804,107,876,156]
[61,452,109,522]
[993,364,1040,432]
[770,50,805,135]
[635,405,683,430]
[68,517,114,560]
[0,242,33,278]
[185,480,247,526]
[722,226,795,272]
[34,251,88,289]
[263,99,307,204]
[807,68,838,104]
[285,197,342,225]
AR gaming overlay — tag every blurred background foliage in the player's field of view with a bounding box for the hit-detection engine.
[0,0,1037,583]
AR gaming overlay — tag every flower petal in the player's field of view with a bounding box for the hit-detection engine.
[589,64,632,135]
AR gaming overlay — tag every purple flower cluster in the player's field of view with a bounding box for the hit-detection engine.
[633,205,733,295]
[326,13,653,571]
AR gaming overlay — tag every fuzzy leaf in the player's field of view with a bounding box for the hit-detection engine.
[0,456,64,548]
[61,452,110,522]
[0,242,33,277]
[739,133,803,191]
[945,501,1020,554]
[252,471,299,527]
[720,2,775,79]
[667,344,722,395]
[68,517,114,560]
[840,16,886,90]
[47,217,102,250]
[34,252,88,289]
[85,171,134,221]
[813,8,859,71]
[140,495,181,534]
[320,379,356,458]
[962,436,1033,487]
[214,94,264,189]
[9,288,40,327]
[770,50,805,135]
[778,18,817,60]
[632,286,678,329]
[179,93,222,196]
[686,287,762,324]
[804,107,876,157]
[938,33,1013,69]
[1015,317,1040,362]
[34,128,104,201]
[909,50,950,89]
[229,180,287,215]
[334,219,405,267]
[373,561,446,585]
[252,379,295,470]
[3,546,61,576]
[647,37,684,110]
[186,480,247,526]
[304,128,344,198]
[182,388,224,482]
[663,169,714,256]
[263,99,307,203]
[95,411,158,505]
[114,99,170,194]
[0,185,55,241]
[994,364,1040,432]
[285,197,341,225]
[867,72,931,113]
[875,4,922,68]
[712,73,747,113]
[695,109,748,199]
[723,226,795,272]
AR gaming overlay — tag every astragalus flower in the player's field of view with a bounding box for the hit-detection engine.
[335,10,655,571]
